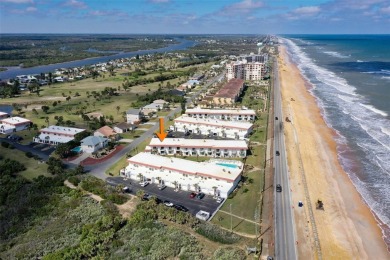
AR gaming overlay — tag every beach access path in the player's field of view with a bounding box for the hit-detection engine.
[278,45,390,259]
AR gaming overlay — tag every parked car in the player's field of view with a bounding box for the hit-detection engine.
[276,151,280,156]
[216,197,224,203]
[276,184,282,192]
[158,184,166,190]
[142,193,152,201]
[122,186,131,193]
[275,117,278,120]
[164,200,174,207]
[140,181,149,187]
[189,192,197,198]
[196,192,205,200]
[174,204,188,212]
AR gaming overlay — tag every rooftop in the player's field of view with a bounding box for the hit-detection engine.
[126,108,142,115]
[81,136,108,146]
[115,122,134,129]
[127,152,242,182]
[148,138,248,149]
[214,78,244,99]
[175,115,253,130]
[1,116,31,125]
[95,126,117,137]
[40,125,85,135]
[186,107,256,116]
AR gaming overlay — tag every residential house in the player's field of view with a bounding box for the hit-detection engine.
[94,126,119,141]
[0,112,9,120]
[80,136,108,153]
[113,122,135,133]
[126,108,144,124]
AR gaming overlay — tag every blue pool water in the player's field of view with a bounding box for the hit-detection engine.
[216,163,238,169]
[71,146,82,153]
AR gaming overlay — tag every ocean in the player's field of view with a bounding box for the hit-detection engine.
[281,35,390,247]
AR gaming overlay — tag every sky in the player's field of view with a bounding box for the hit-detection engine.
[0,0,389,34]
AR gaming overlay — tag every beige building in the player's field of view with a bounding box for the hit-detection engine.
[213,78,244,105]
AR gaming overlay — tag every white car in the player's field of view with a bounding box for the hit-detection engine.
[164,200,174,207]
[158,184,166,190]
[216,197,224,203]
[140,181,149,187]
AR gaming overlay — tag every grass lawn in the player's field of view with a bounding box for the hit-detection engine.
[105,138,151,176]
[120,130,147,139]
[212,211,259,236]
[0,147,50,181]
[212,170,264,235]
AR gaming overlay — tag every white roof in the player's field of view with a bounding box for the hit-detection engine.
[1,116,31,125]
[149,138,248,149]
[186,107,256,116]
[0,112,8,116]
[128,152,242,182]
[174,115,253,130]
[40,125,85,136]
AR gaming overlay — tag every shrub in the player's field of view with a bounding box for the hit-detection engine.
[25,151,34,158]
[213,246,246,260]
[68,176,80,186]
[195,222,241,244]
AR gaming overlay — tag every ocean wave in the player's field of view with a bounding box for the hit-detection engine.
[381,76,390,80]
[323,51,350,59]
[360,104,388,117]
[363,69,390,75]
[282,36,390,232]
[357,60,364,63]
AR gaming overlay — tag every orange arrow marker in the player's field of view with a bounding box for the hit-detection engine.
[156,117,167,142]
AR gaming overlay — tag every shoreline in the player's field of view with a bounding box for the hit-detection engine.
[278,44,390,258]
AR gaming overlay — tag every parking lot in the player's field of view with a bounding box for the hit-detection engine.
[164,130,234,141]
[106,176,223,217]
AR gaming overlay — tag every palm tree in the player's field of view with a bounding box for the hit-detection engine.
[137,173,143,182]
[116,105,120,114]
[193,183,199,192]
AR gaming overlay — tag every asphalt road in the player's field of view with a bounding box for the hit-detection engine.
[106,176,221,216]
[273,59,297,260]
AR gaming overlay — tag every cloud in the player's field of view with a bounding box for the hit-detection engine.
[293,6,320,16]
[0,0,33,3]
[380,6,390,14]
[62,0,87,9]
[219,0,264,15]
[26,6,36,12]
[84,9,128,19]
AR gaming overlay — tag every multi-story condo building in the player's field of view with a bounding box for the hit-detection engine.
[33,125,85,145]
[0,116,31,134]
[145,138,248,157]
[226,60,266,81]
[122,152,243,198]
[212,78,245,105]
[239,53,269,63]
[171,115,253,140]
[186,107,256,122]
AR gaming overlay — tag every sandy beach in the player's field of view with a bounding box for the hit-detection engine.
[278,45,390,259]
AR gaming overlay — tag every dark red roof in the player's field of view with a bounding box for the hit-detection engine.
[214,78,244,99]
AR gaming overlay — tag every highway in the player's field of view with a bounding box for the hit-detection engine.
[273,58,297,260]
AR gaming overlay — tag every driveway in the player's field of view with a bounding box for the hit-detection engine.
[106,176,221,216]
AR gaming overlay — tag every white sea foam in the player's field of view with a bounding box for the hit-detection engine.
[323,51,350,59]
[282,37,390,230]
[381,76,390,80]
[357,60,364,62]
[360,104,388,117]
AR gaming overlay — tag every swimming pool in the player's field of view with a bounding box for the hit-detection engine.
[216,162,239,169]
[71,146,82,153]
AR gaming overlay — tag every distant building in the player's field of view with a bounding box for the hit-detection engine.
[34,125,85,145]
[145,138,248,157]
[189,73,205,81]
[126,108,144,125]
[226,53,268,82]
[186,107,256,122]
[80,136,108,153]
[213,78,245,105]
[171,115,253,140]
[0,116,31,134]
[122,152,243,198]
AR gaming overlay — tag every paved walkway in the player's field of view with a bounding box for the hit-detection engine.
[69,153,90,164]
